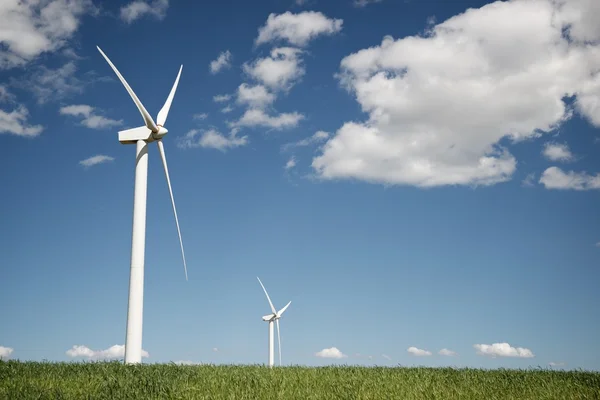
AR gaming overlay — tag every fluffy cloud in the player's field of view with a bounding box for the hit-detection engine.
[60,104,122,129]
[231,109,304,130]
[79,155,115,168]
[210,50,232,74]
[0,85,15,103]
[193,113,208,120]
[312,0,600,188]
[521,173,537,187]
[221,105,234,114]
[407,347,432,356]
[177,128,247,152]
[0,106,43,137]
[243,47,305,92]
[66,344,149,360]
[439,348,458,357]
[539,167,600,190]
[549,361,565,367]
[255,11,343,47]
[0,346,14,360]
[315,347,347,359]
[236,84,275,109]
[474,343,534,358]
[0,0,96,69]
[282,130,329,151]
[542,142,574,162]
[120,0,169,24]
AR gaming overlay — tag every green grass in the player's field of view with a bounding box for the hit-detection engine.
[1,361,599,399]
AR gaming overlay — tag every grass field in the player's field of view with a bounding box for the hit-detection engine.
[1,361,599,399]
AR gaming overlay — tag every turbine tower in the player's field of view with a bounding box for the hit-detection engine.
[97,46,188,364]
[257,277,291,367]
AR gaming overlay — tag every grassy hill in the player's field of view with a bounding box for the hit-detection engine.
[1,361,599,399]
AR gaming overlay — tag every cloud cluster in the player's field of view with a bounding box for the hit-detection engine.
[194,11,342,151]
[60,104,122,129]
[311,0,600,188]
[0,105,43,138]
[438,348,458,357]
[474,343,534,358]
[120,0,169,24]
[66,344,149,360]
[0,0,96,69]
[539,167,600,190]
[542,142,574,162]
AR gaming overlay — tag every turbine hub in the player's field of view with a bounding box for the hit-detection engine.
[155,125,168,138]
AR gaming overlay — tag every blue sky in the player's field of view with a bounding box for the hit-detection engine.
[1,0,600,370]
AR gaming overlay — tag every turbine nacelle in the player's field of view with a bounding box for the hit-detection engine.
[154,126,168,139]
[262,314,275,321]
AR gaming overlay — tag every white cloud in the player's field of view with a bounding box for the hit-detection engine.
[407,347,432,356]
[213,94,232,103]
[542,142,574,162]
[193,113,208,120]
[120,0,169,24]
[312,0,600,188]
[0,0,96,69]
[474,343,534,358]
[66,344,149,360]
[60,104,122,129]
[212,347,219,352]
[210,50,232,74]
[80,155,115,168]
[354,0,383,7]
[285,156,296,170]
[549,361,565,367]
[539,167,600,190]
[0,346,14,360]
[282,130,329,151]
[221,105,234,114]
[315,347,347,359]
[236,84,275,109]
[231,109,304,130]
[439,348,458,357]
[177,128,247,152]
[381,354,392,361]
[0,106,43,137]
[243,47,304,92]
[255,11,343,47]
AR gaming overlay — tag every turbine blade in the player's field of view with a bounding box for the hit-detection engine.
[157,140,188,281]
[277,301,291,317]
[156,65,183,127]
[257,277,277,314]
[96,46,158,132]
[276,318,282,367]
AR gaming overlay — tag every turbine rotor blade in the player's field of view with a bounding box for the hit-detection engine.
[96,46,158,133]
[156,65,183,127]
[276,318,282,367]
[157,140,188,281]
[277,301,291,317]
[257,277,277,314]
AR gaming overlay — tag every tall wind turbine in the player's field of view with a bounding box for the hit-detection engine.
[257,277,291,367]
[97,46,188,364]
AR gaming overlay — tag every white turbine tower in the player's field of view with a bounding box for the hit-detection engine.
[257,277,291,367]
[97,46,188,364]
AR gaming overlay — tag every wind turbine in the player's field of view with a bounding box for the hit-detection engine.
[257,277,291,367]
[97,46,188,364]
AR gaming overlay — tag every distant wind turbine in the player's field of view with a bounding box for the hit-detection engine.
[97,46,188,364]
[257,277,291,367]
